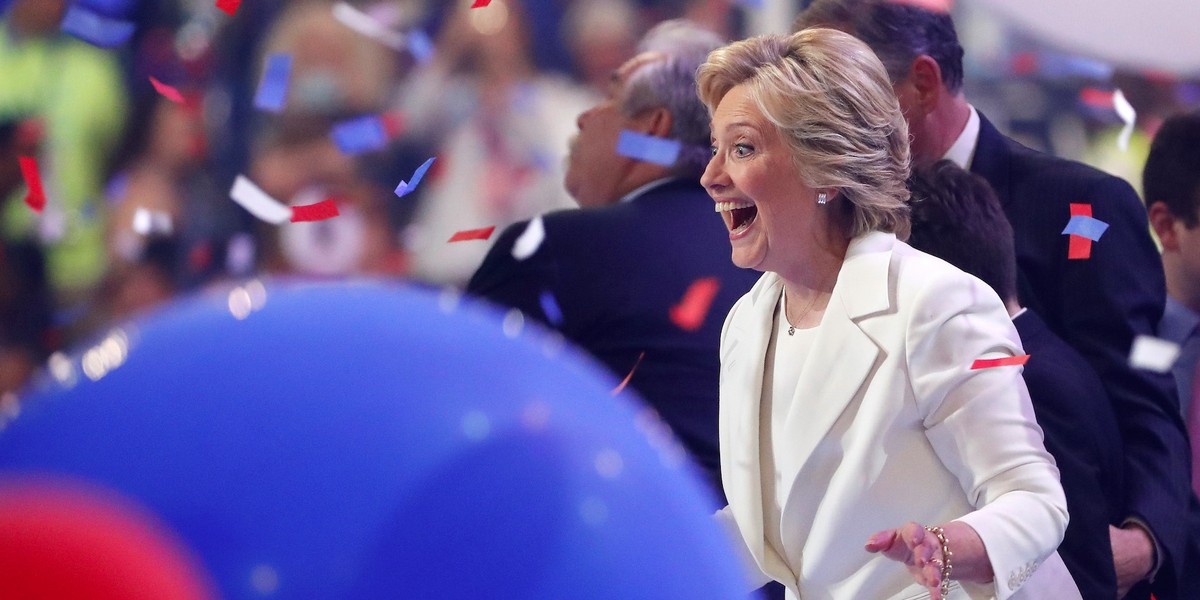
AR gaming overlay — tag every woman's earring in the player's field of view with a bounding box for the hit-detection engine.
[817,192,828,205]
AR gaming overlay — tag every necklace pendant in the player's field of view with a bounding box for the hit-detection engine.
[787,326,795,336]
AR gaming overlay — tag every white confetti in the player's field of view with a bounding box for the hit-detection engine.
[230,176,291,225]
[511,215,545,260]
[132,207,173,236]
[1113,88,1136,152]
[332,2,406,51]
[1128,335,1180,373]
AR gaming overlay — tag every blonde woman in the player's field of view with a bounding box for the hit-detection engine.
[701,29,1080,599]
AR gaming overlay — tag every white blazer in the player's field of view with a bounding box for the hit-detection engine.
[715,232,1081,600]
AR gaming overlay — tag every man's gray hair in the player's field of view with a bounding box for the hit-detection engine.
[621,20,725,179]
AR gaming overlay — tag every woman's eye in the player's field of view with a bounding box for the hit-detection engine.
[710,145,718,157]
[734,144,753,157]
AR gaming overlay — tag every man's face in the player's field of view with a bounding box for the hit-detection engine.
[563,52,664,208]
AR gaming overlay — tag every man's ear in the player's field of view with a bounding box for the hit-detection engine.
[1149,201,1180,251]
[905,55,945,117]
[634,106,673,138]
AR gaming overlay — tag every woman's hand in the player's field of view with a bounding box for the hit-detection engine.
[865,522,947,599]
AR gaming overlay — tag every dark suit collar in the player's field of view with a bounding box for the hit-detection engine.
[621,177,699,204]
[968,112,1014,205]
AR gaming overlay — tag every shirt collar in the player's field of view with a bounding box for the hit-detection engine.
[618,177,676,204]
[941,105,980,169]
[1160,296,1200,344]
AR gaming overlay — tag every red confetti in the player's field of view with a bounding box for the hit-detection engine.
[18,156,46,212]
[471,0,492,7]
[970,354,1031,370]
[447,226,496,243]
[669,277,720,332]
[1079,88,1115,110]
[380,111,406,138]
[1067,203,1093,260]
[148,77,185,104]
[611,351,646,396]
[290,199,340,222]
[215,0,241,16]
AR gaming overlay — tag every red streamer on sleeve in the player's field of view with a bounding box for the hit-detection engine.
[447,226,496,243]
[969,354,1031,370]
[669,277,721,332]
[18,156,46,213]
[471,0,493,7]
[289,199,340,223]
[1068,203,1093,260]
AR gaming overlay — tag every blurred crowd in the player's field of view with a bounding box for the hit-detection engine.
[0,0,1197,399]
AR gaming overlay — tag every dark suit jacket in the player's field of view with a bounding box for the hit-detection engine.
[1015,309,1124,599]
[467,179,760,501]
[971,114,1193,598]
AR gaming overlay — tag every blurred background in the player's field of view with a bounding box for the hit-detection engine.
[0,0,1197,398]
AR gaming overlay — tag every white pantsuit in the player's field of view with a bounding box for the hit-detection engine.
[715,232,1081,600]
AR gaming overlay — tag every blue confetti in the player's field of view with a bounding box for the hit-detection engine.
[394,157,437,198]
[1061,215,1109,242]
[407,29,434,65]
[616,130,681,167]
[60,5,135,48]
[734,0,765,7]
[331,116,389,155]
[539,291,563,326]
[254,54,293,113]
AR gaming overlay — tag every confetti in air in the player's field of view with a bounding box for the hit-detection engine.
[447,226,497,243]
[611,352,646,396]
[539,291,563,325]
[970,355,1031,370]
[511,216,546,260]
[18,157,46,213]
[1061,215,1109,242]
[670,277,720,332]
[215,0,242,16]
[60,5,135,48]
[289,199,341,223]
[229,176,292,225]
[332,116,390,155]
[331,2,406,51]
[616,130,682,167]
[395,157,437,198]
[1065,204,1096,260]
[148,77,185,104]
[1129,335,1180,373]
[1113,89,1137,152]
[406,29,435,64]
[254,54,293,113]
[471,0,493,7]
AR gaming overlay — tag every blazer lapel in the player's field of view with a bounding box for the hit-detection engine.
[720,274,787,576]
[777,233,893,504]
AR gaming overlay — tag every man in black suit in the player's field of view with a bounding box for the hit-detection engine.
[796,3,1193,597]
[467,20,760,502]
[908,160,1127,599]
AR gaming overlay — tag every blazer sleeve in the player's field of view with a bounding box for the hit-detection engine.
[1055,176,1189,585]
[905,270,1069,600]
[465,219,561,329]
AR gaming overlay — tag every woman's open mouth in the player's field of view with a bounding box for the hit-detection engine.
[715,200,758,235]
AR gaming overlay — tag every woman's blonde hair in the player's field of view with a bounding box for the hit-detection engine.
[697,28,911,239]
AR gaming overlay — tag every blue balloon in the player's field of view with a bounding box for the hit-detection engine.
[0,280,747,599]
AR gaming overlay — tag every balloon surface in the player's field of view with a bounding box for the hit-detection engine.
[0,280,747,599]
